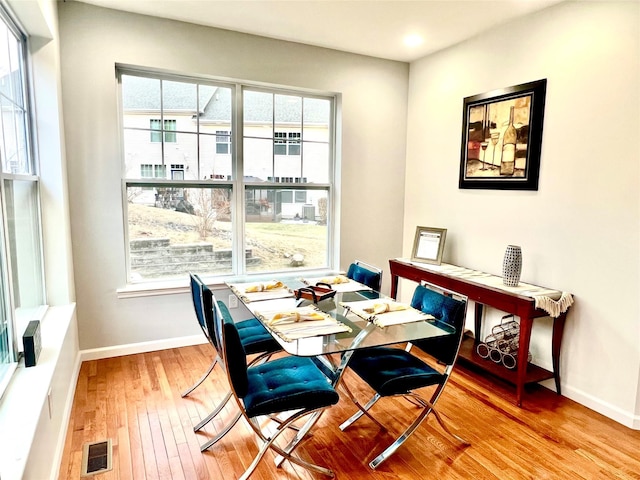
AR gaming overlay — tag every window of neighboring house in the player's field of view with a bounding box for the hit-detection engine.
[274,131,301,155]
[288,132,301,155]
[140,164,153,177]
[295,190,307,203]
[120,69,334,282]
[171,164,184,180]
[274,131,287,155]
[150,119,176,143]
[280,190,293,203]
[140,164,166,178]
[0,5,46,397]
[154,165,166,178]
[216,130,230,154]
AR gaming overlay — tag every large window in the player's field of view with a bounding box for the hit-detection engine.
[0,6,45,396]
[120,69,334,282]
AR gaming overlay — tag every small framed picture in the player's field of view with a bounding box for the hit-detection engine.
[411,226,447,265]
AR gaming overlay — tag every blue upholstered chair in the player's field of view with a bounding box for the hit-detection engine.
[181,273,222,397]
[185,274,282,440]
[346,260,382,291]
[213,300,339,479]
[339,282,470,469]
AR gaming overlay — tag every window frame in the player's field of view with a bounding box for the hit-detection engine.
[118,67,337,285]
[0,4,46,397]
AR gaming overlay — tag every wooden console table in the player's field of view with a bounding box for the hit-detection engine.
[389,258,571,407]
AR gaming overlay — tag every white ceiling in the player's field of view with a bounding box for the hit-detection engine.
[76,0,564,62]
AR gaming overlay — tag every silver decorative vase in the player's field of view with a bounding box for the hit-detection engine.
[502,245,522,287]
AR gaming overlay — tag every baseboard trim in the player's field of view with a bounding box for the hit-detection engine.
[79,335,207,362]
[547,379,639,429]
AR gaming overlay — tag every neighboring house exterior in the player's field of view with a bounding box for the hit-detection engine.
[122,78,331,221]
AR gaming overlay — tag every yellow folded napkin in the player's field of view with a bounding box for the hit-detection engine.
[267,310,326,326]
[245,281,284,293]
[363,302,408,315]
[318,275,350,285]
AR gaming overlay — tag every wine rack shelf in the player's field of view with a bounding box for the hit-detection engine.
[457,336,554,386]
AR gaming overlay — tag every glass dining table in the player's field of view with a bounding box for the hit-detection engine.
[227,276,455,366]
[226,275,456,467]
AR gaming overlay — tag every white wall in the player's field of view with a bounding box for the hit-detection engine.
[57,1,408,350]
[56,0,640,429]
[404,1,639,426]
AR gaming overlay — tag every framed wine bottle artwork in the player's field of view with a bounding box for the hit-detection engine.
[458,79,547,190]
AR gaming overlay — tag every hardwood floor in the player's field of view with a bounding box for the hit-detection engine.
[58,344,640,479]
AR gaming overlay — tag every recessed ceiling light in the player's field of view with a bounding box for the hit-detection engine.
[404,34,424,47]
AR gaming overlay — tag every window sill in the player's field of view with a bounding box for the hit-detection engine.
[116,269,336,299]
[117,279,192,299]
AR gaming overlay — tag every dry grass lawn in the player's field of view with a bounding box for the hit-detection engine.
[128,203,328,270]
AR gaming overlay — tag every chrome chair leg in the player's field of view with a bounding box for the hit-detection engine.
[274,408,326,468]
[268,414,301,431]
[429,406,470,445]
[248,351,273,367]
[194,390,233,431]
[249,411,334,479]
[412,395,470,445]
[339,392,382,431]
[369,393,468,470]
[200,411,242,452]
[338,384,386,431]
[181,355,219,397]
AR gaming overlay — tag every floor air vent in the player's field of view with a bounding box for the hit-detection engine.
[81,439,112,476]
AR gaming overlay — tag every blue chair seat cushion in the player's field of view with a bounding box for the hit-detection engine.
[237,318,281,355]
[348,346,444,397]
[244,356,339,418]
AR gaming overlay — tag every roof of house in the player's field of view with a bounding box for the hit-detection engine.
[122,74,329,124]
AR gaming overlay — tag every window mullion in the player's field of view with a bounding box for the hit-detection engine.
[196,83,201,180]
[233,84,244,275]
[300,99,304,179]
[160,80,165,171]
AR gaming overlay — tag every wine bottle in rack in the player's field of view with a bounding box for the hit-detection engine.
[500,105,516,176]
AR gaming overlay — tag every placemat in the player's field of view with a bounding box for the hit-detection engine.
[340,299,434,327]
[254,305,352,341]
[228,281,294,303]
[301,275,372,292]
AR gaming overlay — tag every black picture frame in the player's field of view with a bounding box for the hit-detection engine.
[459,79,547,190]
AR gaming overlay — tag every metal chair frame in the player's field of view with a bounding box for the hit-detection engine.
[182,273,221,397]
[183,274,280,451]
[214,301,338,479]
[197,295,296,452]
[339,281,470,469]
